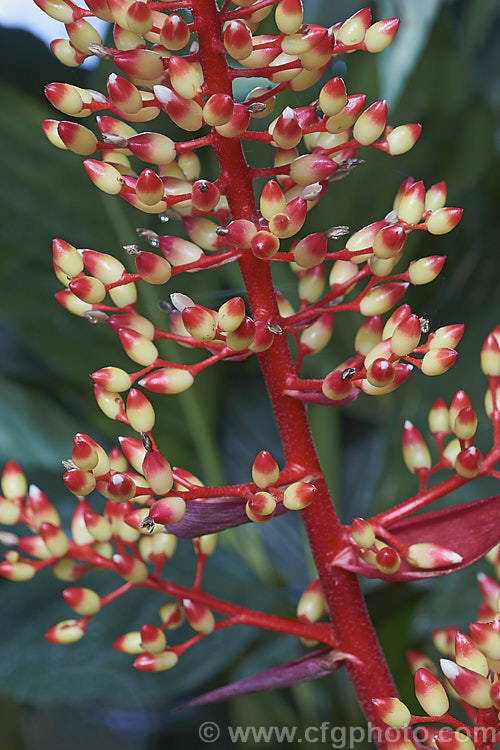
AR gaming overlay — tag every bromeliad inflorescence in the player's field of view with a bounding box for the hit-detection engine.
[1,0,499,744]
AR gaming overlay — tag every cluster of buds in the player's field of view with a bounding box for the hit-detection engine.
[373,574,500,750]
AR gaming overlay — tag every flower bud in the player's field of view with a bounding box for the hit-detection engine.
[224,20,253,60]
[246,492,277,522]
[136,169,165,206]
[63,468,96,496]
[260,180,287,221]
[386,123,422,155]
[182,305,217,342]
[426,208,463,235]
[140,623,167,654]
[142,451,173,495]
[351,518,376,548]
[45,82,86,116]
[434,731,474,750]
[293,233,327,268]
[160,13,190,50]
[428,398,450,435]
[118,327,159,366]
[372,225,406,260]
[481,334,500,376]
[372,697,411,728]
[168,55,202,100]
[336,8,371,45]
[94,384,124,420]
[322,370,355,401]
[45,619,85,644]
[439,659,492,709]
[215,104,251,138]
[52,238,84,277]
[63,587,101,616]
[159,236,204,267]
[359,282,408,316]
[407,543,462,570]
[353,100,387,145]
[289,154,337,186]
[300,313,334,355]
[226,317,256,350]
[1,461,27,499]
[428,324,464,350]
[149,496,187,525]
[397,180,425,224]
[408,255,446,285]
[297,579,327,623]
[453,407,477,440]
[391,314,421,356]
[469,621,500,660]
[366,358,395,388]
[203,94,234,126]
[275,0,303,34]
[40,522,69,557]
[72,435,99,470]
[113,553,149,583]
[425,181,447,211]
[421,348,457,376]
[126,389,155,433]
[134,650,178,672]
[158,602,184,630]
[69,276,106,304]
[355,316,383,355]
[252,450,280,489]
[107,73,143,114]
[402,420,431,474]
[139,368,194,395]
[364,17,399,52]
[154,85,204,132]
[414,668,449,716]
[455,446,482,478]
[183,599,215,634]
[454,631,489,677]
[270,107,302,149]
[283,481,316,511]
[319,77,347,117]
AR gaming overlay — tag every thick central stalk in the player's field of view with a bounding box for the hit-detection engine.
[192,0,397,742]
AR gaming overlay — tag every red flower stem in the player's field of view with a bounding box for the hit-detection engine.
[223,0,279,20]
[192,0,398,743]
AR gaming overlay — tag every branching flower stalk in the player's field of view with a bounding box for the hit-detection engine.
[2,0,500,746]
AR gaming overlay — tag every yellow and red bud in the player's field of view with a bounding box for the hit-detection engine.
[251,450,280,489]
[428,398,450,435]
[50,38,88,67]
[372,225,406,260]
[249,322,275,353]
[159,235,204,267]
[448,390,471,428]
[66,17,102,53]
[246,491,277,522]
[57,121,97,156]
[225,316,256,351]
[270,107,303,149]
[319,77,347,117]
[408,255,446,285]
[94,384,125,420]
[1,461,28,499]
[183,599,215,635]
[469,621,500,660]
[300,26,335,71]
[289,154,337,186]
[434,731,475,750]
[84,509,113,542]
[81,249,125,284]
[149,496,187,525]
[168,56,202,100]
[113,47,164,80]
[322,370,355,402]
[299,313,334,355]
[124,1,153,34]
[455,446,482,478]
[40,522,69,557]
[139,533,177,565]
[134,650,178,672]
[364,17,399,52]
[372,697,411,728]
[140,623,167,653]
[135,251,172,285]
[154,85,204,132]
[107,72,143,114]
[63,586,101,616]
[113,631,143,654]
[126,388,155,433]
[203,93,234,127]
[33,0,82,22]
[359,282,408,316]
[428,324,464,351]
[391,314,421,356]
[421,348,457,376]
[182,304,217,342]
[353,100,387,145]
[454,631,489,677]
[402,420,431,474]
[325,93,366,134]
[119,437,147,474]
[407,543,462,570]
[293,233,327,268]
[45,619,85,644]
[260,180,287,221]
[215,103,251,137]
[298,265,325,303]
[194,534,217,558]
[52,238,84,277]
[439,658,492,709]
[0,498,22,525]
[139,367,194,395]
[336,8,371,45]
[45,82,87,116]
[275,0,303,34]
[250,232,285,260]
[354,316,383,356]
[118,327,159,366]
[426,207,463,235]
[69,276,106,304]
[425,181,447,211]
[481,334,500,376]
[160,13,190,50]
[283,481,316,511]
[72,437,99,472]
[217,297,246,333]
[297,578,327,623]
[351,517,376,548]
[91,367,131,395]
[128,132,176,166]
[0,559,37,582]
[190,179,220,212]
[113,552,149,583]
[83,159,124,195]
[397,180,426,224]
[414,668,449,716]
[452,407,477,440]
[366,358,395,388]
[183,216,220,250]
[136,169,165,206]
[142,451,173,495]
[386,123,422,155]
[224,19,253,60]
[63,468,96,496]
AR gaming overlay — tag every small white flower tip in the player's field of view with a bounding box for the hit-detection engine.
[170,292,194,312]
[404,419,413,428]
[28,484,41,496]
[440,658,460,680]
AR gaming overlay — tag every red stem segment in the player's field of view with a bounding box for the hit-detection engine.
[191,0,397,743]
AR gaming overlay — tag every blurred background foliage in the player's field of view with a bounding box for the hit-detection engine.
[0,0,499,747]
